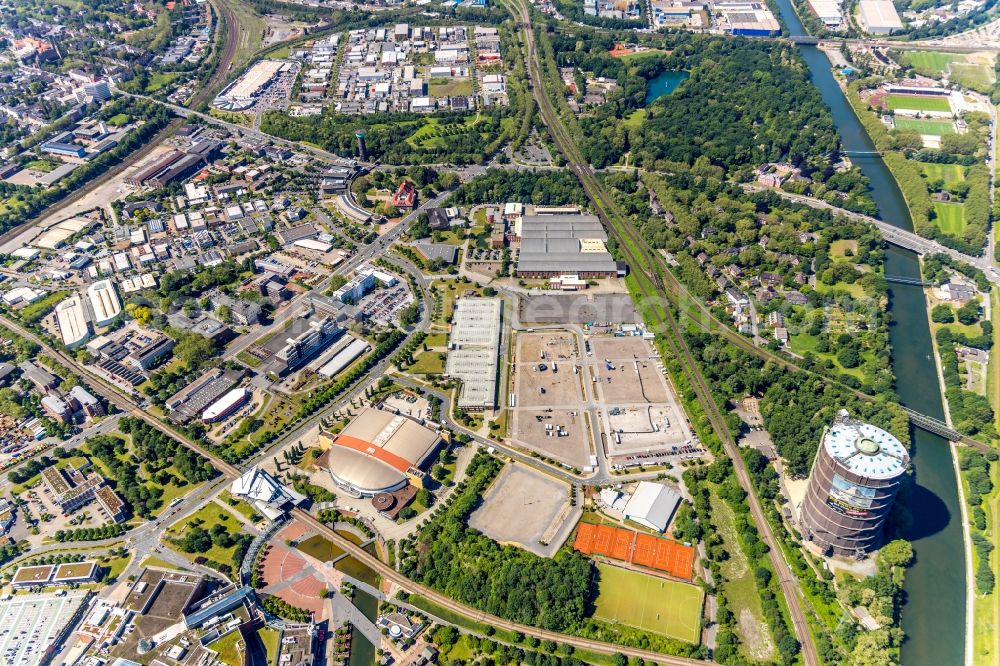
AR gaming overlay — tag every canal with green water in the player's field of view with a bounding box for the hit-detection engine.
[768,2,966,663]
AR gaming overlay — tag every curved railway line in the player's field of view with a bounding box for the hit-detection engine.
[0,0,240,249]
[501,1,820,663]
[0,315,707,665]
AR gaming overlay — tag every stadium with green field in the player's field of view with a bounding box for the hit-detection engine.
[593,563,704,644]
[887,94,952,113]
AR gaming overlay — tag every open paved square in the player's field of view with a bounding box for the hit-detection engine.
[511,408,591,468]
[468,463,576,556]
[515,361,584,407]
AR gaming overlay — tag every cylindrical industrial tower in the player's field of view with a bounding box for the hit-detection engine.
[799,411,909,558]
[356,131,367,161]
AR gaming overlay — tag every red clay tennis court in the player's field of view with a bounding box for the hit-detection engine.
[634,533,695,580]
[574,523,695,580]
[574,523,632,561]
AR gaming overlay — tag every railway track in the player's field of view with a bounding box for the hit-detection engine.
[502,1,820,663]
[197,0,241,107]
[0,312,706,665]
[0,0,240,249]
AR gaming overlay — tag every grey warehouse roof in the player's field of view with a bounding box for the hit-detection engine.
[445,298,502,408]
[516,214,617,274]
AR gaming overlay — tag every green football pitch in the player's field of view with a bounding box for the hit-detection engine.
[593,563,704,644]
[887,94,952,113]
[921,163,965,189]
[901,51,964,75]
[934,202,966,235]
[893,117,955,135]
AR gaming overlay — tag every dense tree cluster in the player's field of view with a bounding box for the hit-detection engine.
[683,458,799,665]
[144,366,203,407]
[960,449,997,531]
[158,262,241,300]
[936,326,994,437]
[9,454,59,485]
[904,0,998,40]
[399,452,593,631]
[449,169,588,207]
[835,541,913,665]
[430,623,601,666]
[922,253,992,292]
[550,33,842,177]
[86,420,214,518]
[260,594,311,623]
[603,172,893,392]
[0,542,23,567]
[54,524,129,542]
[263,110,512,165]
[683,330,908,475]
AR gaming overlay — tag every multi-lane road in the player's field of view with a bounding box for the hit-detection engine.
[0,315,712,665]
[223,192,449,361]
[744,185,1000,284]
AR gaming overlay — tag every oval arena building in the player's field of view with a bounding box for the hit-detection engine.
[318,407,441,497]
[799,411,910,558]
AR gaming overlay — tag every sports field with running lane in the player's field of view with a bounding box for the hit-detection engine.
[593,563,704,643]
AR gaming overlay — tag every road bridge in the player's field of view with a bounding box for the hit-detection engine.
[744,185,1000,284]
[885,275,932,286]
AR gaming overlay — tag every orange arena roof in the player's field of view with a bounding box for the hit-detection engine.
[573,522,695,581]
[333,434,413,473]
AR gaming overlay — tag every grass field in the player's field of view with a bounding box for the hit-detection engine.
[405,116,480,149]
[887,94,952,113]
[408,351,446,374]
[709,494,776,660]
[829,239,858,259]
[616,48,670,61]
[428,77,474,97]
[23,159,56,173]
[788,332,867,379]
[971,460,1000,666]
[212,629,245,666]
[593,563,703,644]
[106,113,131,127]
[165,502,246,566]
[901,50,965,74]
[145,71,182,93]
[894,117,955,135]
[258,627,281,665]
[950,62,995,91]
[934,202,966,234]
[922,162,966,189]
[623,108,647,127]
